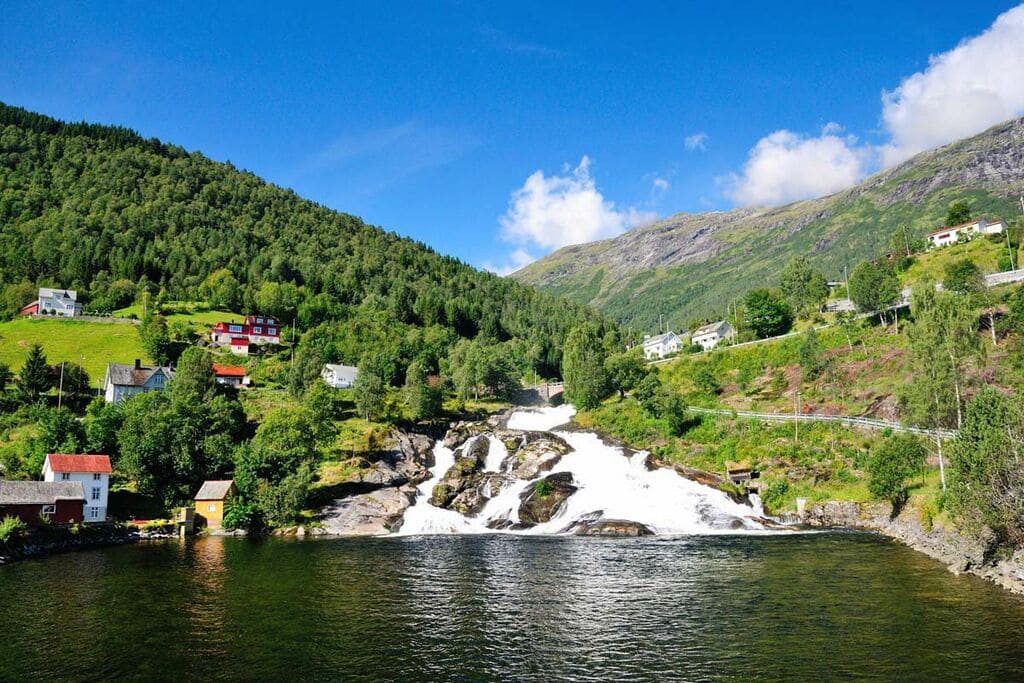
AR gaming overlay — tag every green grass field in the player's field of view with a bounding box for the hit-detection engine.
[114,301,241,326]
[0,318,148,386]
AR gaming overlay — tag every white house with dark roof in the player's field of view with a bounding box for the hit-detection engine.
[103,359,175,404]
[691,321,735,351]
[928,217,1006,249]
[42,454,112,522]
[642,331,683,360]
[20,287,83,317]
[322,364,358,389]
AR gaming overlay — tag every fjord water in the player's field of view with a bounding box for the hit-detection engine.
[3,534,1024,681]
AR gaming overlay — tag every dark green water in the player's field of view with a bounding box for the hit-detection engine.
[2,533,1023,682]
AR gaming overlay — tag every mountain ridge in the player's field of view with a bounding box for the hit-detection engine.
[514,117,1024,330]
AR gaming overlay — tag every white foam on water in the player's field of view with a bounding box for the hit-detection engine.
[396,405,777,536]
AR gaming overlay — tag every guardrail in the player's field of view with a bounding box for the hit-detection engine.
[686,406,956,439]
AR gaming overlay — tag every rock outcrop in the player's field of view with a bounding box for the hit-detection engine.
[505,431,572,480]
[318,486,417,536]
[430,436,494,513]
[518,472,577,525]
[570,518,654,537]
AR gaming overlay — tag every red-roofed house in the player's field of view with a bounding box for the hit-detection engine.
[42,454,112,522]
[212,363,251,387]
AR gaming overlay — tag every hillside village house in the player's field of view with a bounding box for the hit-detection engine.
[642,331,684,360]
[212,363,250,387]
[210,315,282,357]
[19,287,83,317]
[42,454,111,522]
[322,364,359,389]
[194,480,236,529]
[103,359,175,404]
[691,320,735,351]
[928,217,1006,249]
[0,481,86,526]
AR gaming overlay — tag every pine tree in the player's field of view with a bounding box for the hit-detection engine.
[16,344,52,402]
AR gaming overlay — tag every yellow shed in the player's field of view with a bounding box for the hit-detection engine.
[194,480,236,529]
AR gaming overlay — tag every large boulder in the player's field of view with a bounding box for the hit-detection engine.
[518,472,577,525]
[430,436,491,509]
[504,431,572,480]
[572,518,654,537]
[318,486,417,536]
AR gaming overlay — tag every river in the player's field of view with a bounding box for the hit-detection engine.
[2,534,1024,680]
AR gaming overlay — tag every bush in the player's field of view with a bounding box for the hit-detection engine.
[0,515,28,547]
[760,479,790,512]
[222,502,264,533]
[867,433,925,508]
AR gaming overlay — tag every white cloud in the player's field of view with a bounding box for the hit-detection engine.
[482,248,537,276]
[726,125,868,206]
[651,176,670,196]
[880,5,1024,166]
[684,132,709,151]
[499,156,654,251]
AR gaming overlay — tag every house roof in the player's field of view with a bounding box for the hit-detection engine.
[927,217,1004,236]
[105,362,174,388]
[195,480,234,501]
[643,331,678,347]
[0,480,85,505]
[46,454,112,474]
[692,320,730,337]
[212,363,246,378]
[323,364,358,383]
[38,287,77,301]
[229,337,250,346]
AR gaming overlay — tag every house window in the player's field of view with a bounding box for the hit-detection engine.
[93,473,101,481]
[61,472,70,481]
[229,324,243,333]
[42,504,56,516]
[91,487,101,501]
[254,326,262,334]
[208,504,217,512]
[89,507,99,519]
[268,328,277,335]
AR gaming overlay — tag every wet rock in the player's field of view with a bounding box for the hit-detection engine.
[504,431,572,480]
[430,437,491,509]
[518,472,577,525]
[449,472,508,515]
[572,519,654,537]
[805,501,864,528]
[393,431,435,468]
[318,486,417,536]
[357,462,407,487]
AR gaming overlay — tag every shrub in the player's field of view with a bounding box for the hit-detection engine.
[867,433,925,508]
[222,502,263,533]
[0,515,27,547]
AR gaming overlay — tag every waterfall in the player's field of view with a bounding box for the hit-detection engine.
[397,405,776,536]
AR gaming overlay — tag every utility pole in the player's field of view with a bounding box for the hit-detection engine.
[901,224,911,257]
[57,361,65,409]
[794,391,800,444]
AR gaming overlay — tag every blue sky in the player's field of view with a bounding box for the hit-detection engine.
[3,1,1023,272]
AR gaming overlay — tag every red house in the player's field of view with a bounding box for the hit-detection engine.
[0,481,86,526]
[212,363,250,386]
[210,315,282,350]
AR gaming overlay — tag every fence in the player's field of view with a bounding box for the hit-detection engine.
[686,406,956,439]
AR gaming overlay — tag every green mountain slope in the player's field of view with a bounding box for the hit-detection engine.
[0,103,610,377]
[514,117,1024,331]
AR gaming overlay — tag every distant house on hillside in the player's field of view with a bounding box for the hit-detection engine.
[194,480,236,529]
[103,359,175,404]
[0,480,85,526]
[322,364,358,389]
[42,454,111,522]
[212,363,250,387]
[20,287,83,317]
[691,321,735,351]
[928,217,1006,249]
[642,331,683,360]
[210,315,282,354]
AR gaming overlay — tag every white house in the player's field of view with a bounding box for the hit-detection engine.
[642,331,683,360]
[21,288,83,317]
[42,454,112,522]
[103,359,175,404]
[322,364,358,389]
[691,320,735,351]
[928,217,1006,249]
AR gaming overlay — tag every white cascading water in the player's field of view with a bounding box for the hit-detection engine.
[397,404,775,536]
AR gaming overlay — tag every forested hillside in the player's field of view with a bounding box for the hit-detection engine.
[0,103,611,377]
[516,117,1024,332]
